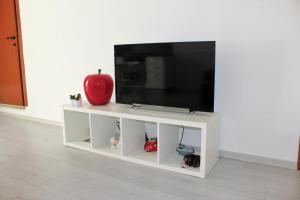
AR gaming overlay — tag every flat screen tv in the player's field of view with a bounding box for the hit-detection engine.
[114,41,215,112]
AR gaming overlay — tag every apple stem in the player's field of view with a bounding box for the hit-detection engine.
[98,69,101,74]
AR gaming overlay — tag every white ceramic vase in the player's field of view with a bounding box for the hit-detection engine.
[71,98,82,107]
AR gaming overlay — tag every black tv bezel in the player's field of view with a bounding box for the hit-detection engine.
[114,41,216,112]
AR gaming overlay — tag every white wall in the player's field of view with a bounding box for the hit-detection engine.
[1,0,299,162]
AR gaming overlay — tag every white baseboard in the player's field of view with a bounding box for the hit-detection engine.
[220,150,297,170]
[0,111,62,127]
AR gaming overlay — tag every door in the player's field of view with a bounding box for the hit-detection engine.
[0,0,27,106]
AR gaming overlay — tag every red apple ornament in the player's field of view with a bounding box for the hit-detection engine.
[84,69,113,105]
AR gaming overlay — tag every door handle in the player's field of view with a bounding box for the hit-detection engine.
[6,36,16,40]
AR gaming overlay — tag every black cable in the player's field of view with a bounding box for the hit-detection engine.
[116,120,120,130]
[179,126,185,145]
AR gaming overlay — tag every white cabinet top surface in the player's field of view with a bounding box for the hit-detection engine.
[64,102,218,126]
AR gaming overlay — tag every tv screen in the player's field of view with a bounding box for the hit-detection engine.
[114,41,215,112]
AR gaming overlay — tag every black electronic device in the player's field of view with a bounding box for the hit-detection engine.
[114,41,215,112]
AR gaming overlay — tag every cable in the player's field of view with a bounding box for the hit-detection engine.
[179,126,185,145]
[116,120,120,131]
[177,126,195,156]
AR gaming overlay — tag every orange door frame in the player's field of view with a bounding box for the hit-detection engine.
[14,0,27,106]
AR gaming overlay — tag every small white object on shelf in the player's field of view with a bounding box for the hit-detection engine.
[70,93,82,107]
[71,98,82,107]
[110,136,121,149]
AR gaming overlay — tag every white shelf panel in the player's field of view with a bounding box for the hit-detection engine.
[160,153,200,173]
[126,147,157,164]
[93,145,121,156]
[63,103,220,178]
[64,102,217,128]
[66,141,91,149]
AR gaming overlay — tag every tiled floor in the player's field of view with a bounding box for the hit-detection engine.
[0,115,299,200]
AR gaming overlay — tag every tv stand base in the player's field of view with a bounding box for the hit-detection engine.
[63,102,220,178]
[131,104,190,114]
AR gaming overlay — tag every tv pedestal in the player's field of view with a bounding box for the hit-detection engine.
[63,102,220,178]
[131,103,190,114]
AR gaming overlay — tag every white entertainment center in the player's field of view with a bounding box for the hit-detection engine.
[63,102,220,178]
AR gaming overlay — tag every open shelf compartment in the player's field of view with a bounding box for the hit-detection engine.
[122,118,158,164]
[64,110,91,148]
[90,114,121,156]
[159,123,201,174]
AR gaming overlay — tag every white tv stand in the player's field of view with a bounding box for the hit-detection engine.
[63,102,220,178]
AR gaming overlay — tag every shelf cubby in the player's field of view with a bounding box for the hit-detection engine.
[122,118,158,164]
[63,110,91,148]
[159,124,201,174]
[90,114,121,156]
